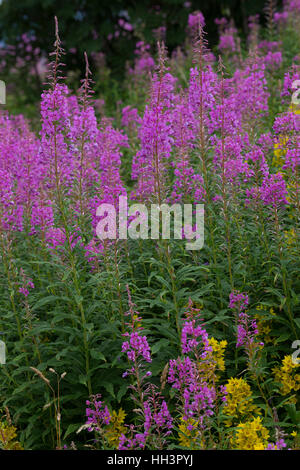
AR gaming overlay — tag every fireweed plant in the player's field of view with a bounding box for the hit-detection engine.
[0,1,300,450]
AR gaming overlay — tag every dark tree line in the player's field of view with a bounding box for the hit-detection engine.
[0,0,282,77]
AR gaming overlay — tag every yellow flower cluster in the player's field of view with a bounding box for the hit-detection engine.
[273,136,288,168]
[0,422,23,450]
[286,181,299,206]
[198,337,227,383]
[273,103,299,170]
[209,337,227,372]
[255,304,275,344]
[223,377,260,426]
[290,103,300,115]
[231,416,269,450]
[291,430,300,450]
[284,228,297,250]
[104,408,127,449]
[273,355,300,398]
[178,417,203,449]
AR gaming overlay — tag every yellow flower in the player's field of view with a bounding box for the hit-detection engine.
[223,377,261,426]
[273,355,300,398]
[133,314,142,328]
[0,422,23,450]
[285,228,297,246]
[272,102,299,170]
[104,409,127,449]
[284,228,297,253]
[231,416,269,450]
[286,181,299,205]
[289,103,300,115]
[197,337,227,383]
[178,417,203,449]
[255,305,276,344]
[209,337,227,372]
[273,136,288,168]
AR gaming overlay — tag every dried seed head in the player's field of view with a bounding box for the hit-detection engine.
[30,367,50,386]
[76,423,90,434]
[4,407,12,426]
[70,441,77,450]
[160,362,169,391]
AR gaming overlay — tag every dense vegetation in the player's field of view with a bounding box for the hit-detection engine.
[0,0,300,451]
[0,0,281,117]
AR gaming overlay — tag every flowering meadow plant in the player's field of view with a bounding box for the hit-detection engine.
[0,1,300,451]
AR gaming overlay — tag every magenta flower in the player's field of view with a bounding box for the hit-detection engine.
[187,11,205,32]
[259,173,288,208]
[229,291,249,311]
[122,331,151,363]
[85,395,111,432]
[181,320,211,357]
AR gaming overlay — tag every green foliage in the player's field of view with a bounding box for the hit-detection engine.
[0,0,299,451]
